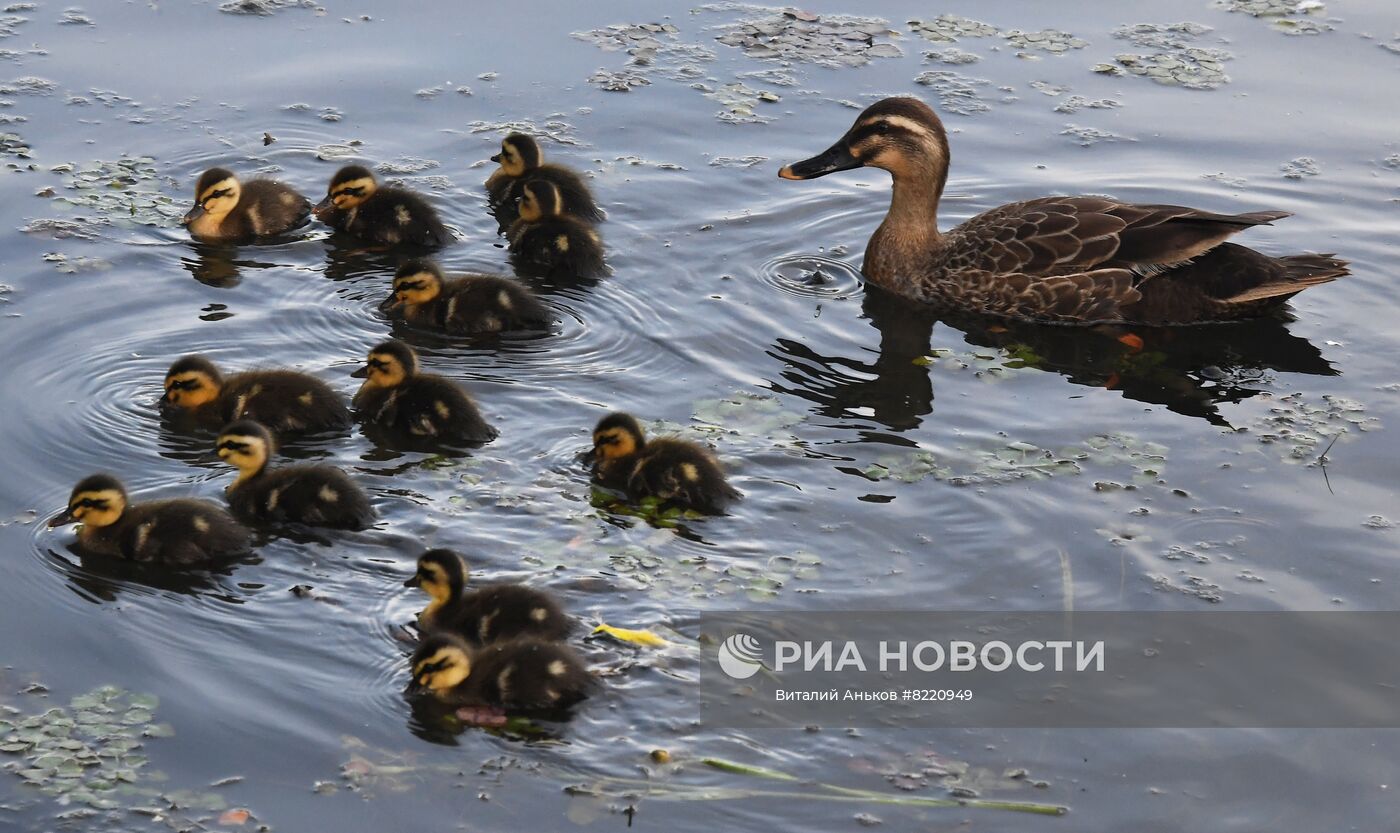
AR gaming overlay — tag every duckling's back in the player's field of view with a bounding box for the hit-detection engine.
[112,499,250,564]
[357,374,496,445]
[221,370,350,434]
[340,186,450,247]
[437,275,552,334]
[228,464,373,530]
[430,584,571,645]
[468,639,591,710]
[630,438,738,514]
[508,216,606,279]
[237,179,312,238]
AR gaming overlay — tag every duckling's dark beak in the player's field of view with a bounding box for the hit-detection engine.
[157,388,171,405]
[181,205,205,225]
[194,450,221,464]
[779,141,862,180]
[312,196,333,218]
[350,365,370,379]
[403,574,422,588]
[490,153,501,163]
[581,447,598,466]
[48,508,76,528]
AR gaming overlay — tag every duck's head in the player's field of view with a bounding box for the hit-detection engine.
[778,97,949,187]
[314,165,378,218]
[215,419,273,481]
[183,168,241,226]
[50,473,127,529]
[409,632,472,695]
[403,547,468,605]
[518,179,564,223]
[350,340,417,390]
[491,133,540,179]
[588,412,645,466]
[161,355,224,410]
[389,258,444,310]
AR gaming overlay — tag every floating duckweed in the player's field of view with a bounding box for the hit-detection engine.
[42,156,183,227]
[0,14,29,39]
[374,156,439,175]
[0,129,27,157]
[1382,38,1400,57]
[1054,96,1120,114]
[1280,156,1320,179]
[695,80,779,124]
[914,70,996,116]
[923,47,980,65]
[466,118,581,146]
[737,67,799,87]
[1244,392,1378,461]
[1110,22,1231,89]
[709,155,768,168]
[572,23,713,83]
[1003,29,1088,54]
[1202,171,1249,188]
[589,68,650,91]
[1061,124,1134,147]
[692,391,804,443]
[43,252,113,273]
[859,433,1168,488]
[58,8,94,25]
[218,0,320,15]
[907,14,999,43]
[1364,515,1395,530]
[1217,0,1335,34]
[0,74,54,94]
[713,10,901,69]
[1150,573,1223,603]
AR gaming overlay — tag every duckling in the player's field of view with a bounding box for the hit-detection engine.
[486,132,603,231]
[350,340,497,444]
[48,473,250,564]
[313,165,450,247]
[404,548,570,644]
[161,355,350,435]
[507,180,607,279]
[182,167,311,244]
[778,96,1350,324]
[215,420,373,530]
[409,631,591,711]
[388,258,551,335]
[589,412,739,515]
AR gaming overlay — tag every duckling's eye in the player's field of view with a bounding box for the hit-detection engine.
[874,121,890,134]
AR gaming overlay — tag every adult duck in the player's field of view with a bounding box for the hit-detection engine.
[779,97,1347,325]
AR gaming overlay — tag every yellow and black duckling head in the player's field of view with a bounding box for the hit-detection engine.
[778,96,950,189]
[403,547,465,614]
[182,168,242,228]
[491,133,541,180]
[215,419,274,485]
[161,355,224,411]
[48,473,127,530]
[589,412,644,468]
[410,632,474,695]
[388,258,444,311]
[350,339,416,392]
[517,178,565,224]
[314,165,378,218]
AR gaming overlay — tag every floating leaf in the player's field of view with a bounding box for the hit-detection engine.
[592,623,668,647]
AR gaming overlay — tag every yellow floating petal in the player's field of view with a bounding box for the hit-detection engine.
[592,623,668,648]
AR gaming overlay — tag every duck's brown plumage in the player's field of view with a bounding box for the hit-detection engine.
[779,97,1348,325]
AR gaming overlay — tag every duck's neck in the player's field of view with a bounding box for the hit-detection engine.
[866,163,945,293]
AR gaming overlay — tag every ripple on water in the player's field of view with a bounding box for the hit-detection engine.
[759,255,864,300]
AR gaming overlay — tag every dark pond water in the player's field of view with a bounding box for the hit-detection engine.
[2,0,1399,830]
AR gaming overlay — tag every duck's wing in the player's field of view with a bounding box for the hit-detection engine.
[954,267,1142,323]
[946,197,1290,279]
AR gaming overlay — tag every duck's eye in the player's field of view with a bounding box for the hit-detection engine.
[875,121,890,134]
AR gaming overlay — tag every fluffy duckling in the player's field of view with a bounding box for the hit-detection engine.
[182,167,311,243]
[161,355,350,435]
[486,132,603,230]
[48,473,250,564]
[388,258,551,335]
[351,340,497,444]
[405,549,571,644]
[590,412,739,514]
[409,631,591,711]
[507,180,607,279]
[215,420,373,530]
[314,165,450,247]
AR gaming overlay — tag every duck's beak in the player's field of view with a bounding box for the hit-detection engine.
[181,204,205,225]
[48,508,76,528]
[490,153,502,163]
[403,574,422,588]
[350,365,370,379]
[581,446,598,466]
[312,196,333,218]
[157,388,172,405]
[779,141,861,180]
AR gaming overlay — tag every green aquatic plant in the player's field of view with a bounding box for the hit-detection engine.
[1109,23,1232,89]
[907,14,999,43]
[0,685,243,828]
[711,10,901,69]
[856,433,1169,488]
[41,156,183,228]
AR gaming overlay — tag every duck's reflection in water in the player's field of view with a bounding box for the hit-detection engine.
[769,286,1337,430]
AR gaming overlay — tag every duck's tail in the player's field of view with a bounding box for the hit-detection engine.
[1222,253,1350,304]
